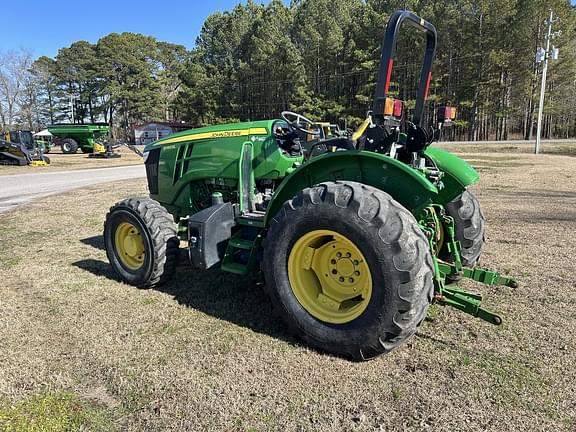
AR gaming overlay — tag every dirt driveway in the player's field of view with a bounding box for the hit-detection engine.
[0,149,575,431]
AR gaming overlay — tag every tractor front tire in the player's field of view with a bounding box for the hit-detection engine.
[104,197,179,288]
[61,138,78,154]
[263,181,434,360]
[445,190,485,267]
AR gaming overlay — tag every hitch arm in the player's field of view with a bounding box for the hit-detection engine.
[437,262,518,288]
[419,205,518,326]
[435,287,503,325]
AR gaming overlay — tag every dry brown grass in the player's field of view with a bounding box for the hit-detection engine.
[0,149,575,431]
[437,140,576,157]
[0,146,143,175]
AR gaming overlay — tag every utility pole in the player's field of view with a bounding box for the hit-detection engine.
[69,96,75,124]
[535,9,559,154]
[68,94,80,124]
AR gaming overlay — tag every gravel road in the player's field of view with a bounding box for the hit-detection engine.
[0,165,146,213]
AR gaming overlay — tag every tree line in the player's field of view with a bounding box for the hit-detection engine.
[1,0,575,141]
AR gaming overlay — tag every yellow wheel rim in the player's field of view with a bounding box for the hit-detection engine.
[288,229,373,324]
[114,222,145,270]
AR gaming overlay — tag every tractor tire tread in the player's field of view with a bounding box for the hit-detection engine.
[445,190,485,266]
[263,181,434,360]
[104,197,179,288]
[60,138,79,154]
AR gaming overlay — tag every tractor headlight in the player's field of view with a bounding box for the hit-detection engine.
[143,151,149,163]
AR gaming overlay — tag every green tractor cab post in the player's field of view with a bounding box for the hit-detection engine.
[104,10,516,360]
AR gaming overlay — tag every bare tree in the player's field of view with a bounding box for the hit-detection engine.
[0,49,33,130]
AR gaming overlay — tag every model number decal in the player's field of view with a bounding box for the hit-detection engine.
[159,127,268,145]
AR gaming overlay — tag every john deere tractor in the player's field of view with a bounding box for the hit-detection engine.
[104,11,516,359]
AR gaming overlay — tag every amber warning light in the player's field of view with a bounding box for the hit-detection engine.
[383,98,404,119]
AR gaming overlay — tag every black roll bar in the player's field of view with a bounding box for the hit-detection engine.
[372,10,437,127]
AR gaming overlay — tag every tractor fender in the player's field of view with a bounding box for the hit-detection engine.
[425,147,479,205]
[264,150,438,225]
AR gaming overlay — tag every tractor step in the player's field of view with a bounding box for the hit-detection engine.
[228,237,254,250]
[221,228,262,275]
[237,213,266,227]
[220,261,250,275]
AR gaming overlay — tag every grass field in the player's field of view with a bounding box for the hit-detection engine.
[0,147,575,431]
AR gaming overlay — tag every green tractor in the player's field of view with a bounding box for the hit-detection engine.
[103,11,516,359]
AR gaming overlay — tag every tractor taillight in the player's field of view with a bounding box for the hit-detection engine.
[438,106,457,123]
[393,100,403,117]
[383,97,404,119]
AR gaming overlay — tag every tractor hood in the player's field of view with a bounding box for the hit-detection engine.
[145,120,274,151]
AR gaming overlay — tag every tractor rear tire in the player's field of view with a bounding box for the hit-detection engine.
[444,190,485,267]
[61,138,78,154]
[104,197,179,288]
[263,181,434,360]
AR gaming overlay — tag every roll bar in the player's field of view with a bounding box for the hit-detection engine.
[372,10,437,127]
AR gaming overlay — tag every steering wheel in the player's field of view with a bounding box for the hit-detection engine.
[281,111,321,136]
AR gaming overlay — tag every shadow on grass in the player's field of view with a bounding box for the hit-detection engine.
[495,189,576,200]
[80,235,105,250]
[73,239,296,345]
[73,258,121,282]
[489,188,576,224]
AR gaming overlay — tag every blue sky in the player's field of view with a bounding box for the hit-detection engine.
[3,0,575,59]
[1,0,282,59]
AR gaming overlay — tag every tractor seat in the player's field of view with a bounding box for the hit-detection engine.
[322,137,355,150]
[305,137,355,158]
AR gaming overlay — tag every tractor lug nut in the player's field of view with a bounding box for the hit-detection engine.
[339,277,345,282]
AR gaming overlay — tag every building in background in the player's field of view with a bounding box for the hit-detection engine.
[133,122,194,145]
